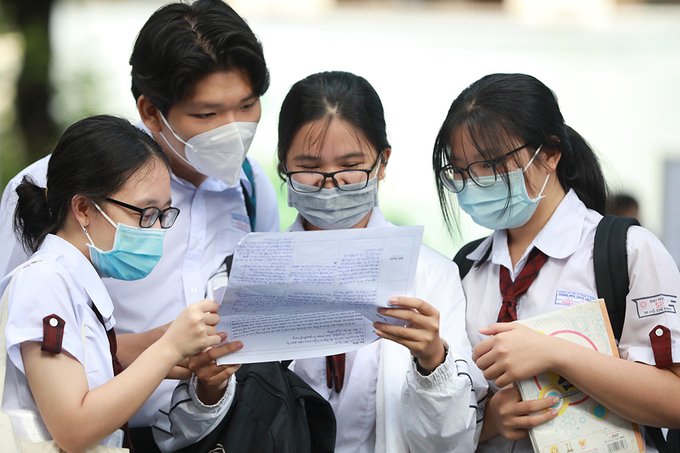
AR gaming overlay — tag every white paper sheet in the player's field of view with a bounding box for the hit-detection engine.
[215,226,423,364]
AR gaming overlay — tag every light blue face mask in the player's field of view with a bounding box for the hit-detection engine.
[456,145,550,230]
[80,202,166,280]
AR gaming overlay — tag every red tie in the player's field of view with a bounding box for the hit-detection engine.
[326,353,346,392]
[498,248,548,323]
[92,304,133,452]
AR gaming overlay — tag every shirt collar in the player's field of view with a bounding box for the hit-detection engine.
[35,235,115,321]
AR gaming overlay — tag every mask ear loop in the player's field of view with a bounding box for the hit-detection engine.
[158,113,196,167]
[522,145,550,202]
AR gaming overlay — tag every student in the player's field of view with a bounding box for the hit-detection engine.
[0,115,223,452]
[277,70,487,453]
[432,73,680,452]
[0,1,279,451]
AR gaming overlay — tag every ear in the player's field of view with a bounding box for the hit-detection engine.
[378,148,391,181]
[71,195,94,230]
[138,95,162,133]
[541,146,562,173]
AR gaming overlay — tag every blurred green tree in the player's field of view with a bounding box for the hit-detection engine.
[1,0,58,190]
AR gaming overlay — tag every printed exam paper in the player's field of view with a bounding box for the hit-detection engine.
[216,226,423,364]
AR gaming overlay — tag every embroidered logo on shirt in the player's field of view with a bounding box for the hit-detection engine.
[633,294,677,318]
[231,213,250,232]
[555,290,596,306]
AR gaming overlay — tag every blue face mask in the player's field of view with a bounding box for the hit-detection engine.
[456,146,550,230]
[81,202,166,280]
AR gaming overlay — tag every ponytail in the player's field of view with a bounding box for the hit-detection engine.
[12,115,167,255]
[556,125,608,215]
[14,176,54,253]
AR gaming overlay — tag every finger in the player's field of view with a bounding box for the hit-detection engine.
[472,337,495,362]
[387,297,437,316]
[377,308,432,329]
[519,396,561,415]
[478,322,516,336]
[207,333,223,347]
[207,341,244,361]
[512,408,559,429]
[204,313,220,326]
[197,299,220,313]
[374,322,429,343]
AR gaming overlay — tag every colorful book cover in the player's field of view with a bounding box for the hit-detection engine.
[516,300,645,453]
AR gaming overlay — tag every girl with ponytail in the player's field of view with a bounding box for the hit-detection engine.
[433,73,680,452]
[1,115,224,452]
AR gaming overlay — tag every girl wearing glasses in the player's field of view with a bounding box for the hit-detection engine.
[433,73,680,452]
[277,71,486,453]
[0,115,223,452]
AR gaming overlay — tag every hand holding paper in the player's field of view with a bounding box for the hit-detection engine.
[215,226,424,365]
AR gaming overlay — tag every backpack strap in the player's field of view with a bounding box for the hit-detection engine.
[240,158,257,232]
[593,215,640,342]
[592,215,678,452]
[453,237,491,281]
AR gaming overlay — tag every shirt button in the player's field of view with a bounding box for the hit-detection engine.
[655,328,664,337]
[49,317,58,327]
[193,240,200,248]
[191,287,198,293]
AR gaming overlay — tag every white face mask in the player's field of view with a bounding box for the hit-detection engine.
[159,113,257,186]
[287,177,379,230]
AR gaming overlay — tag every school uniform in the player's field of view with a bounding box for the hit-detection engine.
[0,124,280,451]
[464,190,680,453]
[288,207,488,453]
[0,234,123,448]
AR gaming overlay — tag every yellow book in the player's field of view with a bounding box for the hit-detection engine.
[516,300,645,453]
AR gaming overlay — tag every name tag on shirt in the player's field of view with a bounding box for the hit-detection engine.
[231,213,251,232]
[555,290,596,307]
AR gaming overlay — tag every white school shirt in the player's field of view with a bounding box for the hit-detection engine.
[1,234,123,448]
[289,208,487,453]
[0,128,280,439]
[464,190,680,453]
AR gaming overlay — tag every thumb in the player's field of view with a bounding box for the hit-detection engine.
[478,322,516,336]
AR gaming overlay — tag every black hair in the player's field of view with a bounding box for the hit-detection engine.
[130,0,270,115]
[276,71,390,178]
[433,73,609,233]
[14,115,169,253]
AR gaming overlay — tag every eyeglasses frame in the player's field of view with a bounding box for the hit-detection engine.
[439,143,534,193]
[104,197,180,229]
[285,150,384,193]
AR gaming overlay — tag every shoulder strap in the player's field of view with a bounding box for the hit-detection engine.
[453,237,490,281]
[593,215,639,342]
[240,159,257,232]
[591,216,678,452]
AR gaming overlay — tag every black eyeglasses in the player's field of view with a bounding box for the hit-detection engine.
[105,198,180,229]
[439,144,532,193]
[285,151,383,193]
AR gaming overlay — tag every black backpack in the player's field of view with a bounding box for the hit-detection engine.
[178,361,336,453]
[453,215,679,453]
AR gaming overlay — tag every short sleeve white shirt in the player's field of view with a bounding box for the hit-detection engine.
[1,234,120,446]
[465,190,680,453]
[0,124,280,427]
[290,208,487,453]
